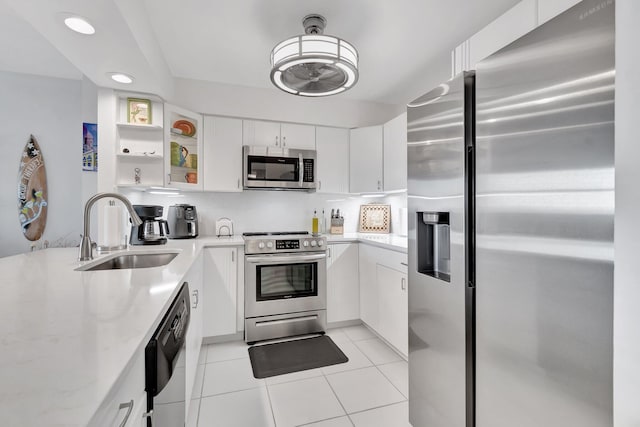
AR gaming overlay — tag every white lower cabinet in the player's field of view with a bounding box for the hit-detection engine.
[327,243,359,323]
[184,253,204,413]
[89,351,146,426]
[359,244,380,330]
[358,244,408,357]
[203,247,239,337]
[377,264,408,356]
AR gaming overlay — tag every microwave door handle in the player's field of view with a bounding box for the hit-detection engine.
[246,253,327,264]
[299,154,303,187]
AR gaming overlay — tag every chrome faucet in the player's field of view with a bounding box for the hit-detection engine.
[79,192,143,261]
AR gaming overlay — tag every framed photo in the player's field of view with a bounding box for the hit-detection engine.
[82,122,98,171]
[127,98,152,124]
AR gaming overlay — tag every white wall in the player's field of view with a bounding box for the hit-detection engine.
[170,78,405,129]
[614,1,640,425]
[81,76,99,238]
[0,71,83,257]
[126,190,407,238]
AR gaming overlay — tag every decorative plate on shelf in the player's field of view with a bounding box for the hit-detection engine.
[359,204,391,233]
[172,119,196,137]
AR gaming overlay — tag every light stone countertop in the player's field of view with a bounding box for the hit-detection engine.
[325,232,408,253]
[0,233,405,426]
[0,235,243,427]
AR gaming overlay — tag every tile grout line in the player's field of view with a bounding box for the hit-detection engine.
[200,383,265,400]
[324,366,408,425]
[322,373,352,425]
[295,414,353,427]
[347,400,409,417]
[373,363,407,400]
[194,361,207,427]
[264,382,278,427]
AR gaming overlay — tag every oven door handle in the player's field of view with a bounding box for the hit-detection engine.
[246,253,327,264]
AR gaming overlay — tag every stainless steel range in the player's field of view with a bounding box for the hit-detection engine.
[243,231,327,343]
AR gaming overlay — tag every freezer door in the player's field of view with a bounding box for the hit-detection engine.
[475,1,614,426]
[407,73,470,427]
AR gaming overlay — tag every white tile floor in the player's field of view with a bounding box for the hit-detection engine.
[188,325,410,427]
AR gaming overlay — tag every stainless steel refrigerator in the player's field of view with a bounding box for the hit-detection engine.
[407,1,614,426]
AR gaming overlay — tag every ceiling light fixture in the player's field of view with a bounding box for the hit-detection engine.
[63,16,95,35]
[109,73,134,84]
[270,14,359,97]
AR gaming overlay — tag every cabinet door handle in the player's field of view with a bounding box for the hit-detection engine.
[118,400,134,427]
[275,136,279,146]
[401,262,408,267]
[167,173,171,184]
[192,289,199,309]
[318,180,322,191]
[282,136,286,147]
[328,247,332,259]
[231,250,235,262]
[377,180,382,190]
[237,178,240,189]
[401,277,406,291]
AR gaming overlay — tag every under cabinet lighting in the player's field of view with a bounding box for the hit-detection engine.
[109,73,134,84]
[63,16,95,35]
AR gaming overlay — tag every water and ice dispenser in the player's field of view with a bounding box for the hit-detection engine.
[417,212,451,282]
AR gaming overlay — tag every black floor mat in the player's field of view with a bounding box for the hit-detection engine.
[248,335,349,379]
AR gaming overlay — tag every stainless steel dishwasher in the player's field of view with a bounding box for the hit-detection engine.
[145,282,190,427]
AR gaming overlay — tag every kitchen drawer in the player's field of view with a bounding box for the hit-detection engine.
[365,244,408,274]
[88,350,146,427]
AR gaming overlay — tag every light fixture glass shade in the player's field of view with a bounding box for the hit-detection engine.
[270,33,359,96]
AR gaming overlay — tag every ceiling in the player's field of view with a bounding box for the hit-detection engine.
[2,0,522,105]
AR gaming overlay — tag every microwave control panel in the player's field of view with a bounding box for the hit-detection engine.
[303,159,314,183]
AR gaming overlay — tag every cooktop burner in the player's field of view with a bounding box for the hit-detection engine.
[242,231,310,237]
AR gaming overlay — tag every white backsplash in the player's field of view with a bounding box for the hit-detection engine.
[122,190,407,237]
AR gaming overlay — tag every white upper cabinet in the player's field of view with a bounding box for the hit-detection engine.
[203,116,243,192]
[468,0,537,68]
[242,120,281,147]
[164,103,204,190]
[114,93,165,188]
[280,123,316,150]
[452,0,583,75]
[383,112,407,192]
[316,126,349,194]
[350,125,383,193]
[243,120,315,150]
[537,0,581,25]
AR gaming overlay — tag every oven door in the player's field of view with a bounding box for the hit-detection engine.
[245,252,327,318]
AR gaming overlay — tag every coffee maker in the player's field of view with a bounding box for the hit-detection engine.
[130,205,169,245]
[167,204,198,239]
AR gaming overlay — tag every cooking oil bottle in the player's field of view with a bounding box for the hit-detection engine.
[312,210,319,235]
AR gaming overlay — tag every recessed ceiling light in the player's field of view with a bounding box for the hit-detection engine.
[109,73,134,84]
[63,16,95,35]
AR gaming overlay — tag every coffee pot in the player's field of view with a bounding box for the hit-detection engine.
[130,205,169,245]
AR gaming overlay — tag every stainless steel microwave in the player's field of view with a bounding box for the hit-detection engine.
[243,145,317,190]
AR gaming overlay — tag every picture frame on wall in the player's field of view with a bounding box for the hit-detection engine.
[127,98,152,124]
[82,122,98,171]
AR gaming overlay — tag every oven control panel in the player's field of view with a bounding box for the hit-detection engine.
[276,240,300,250]
[245,236,326,254]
